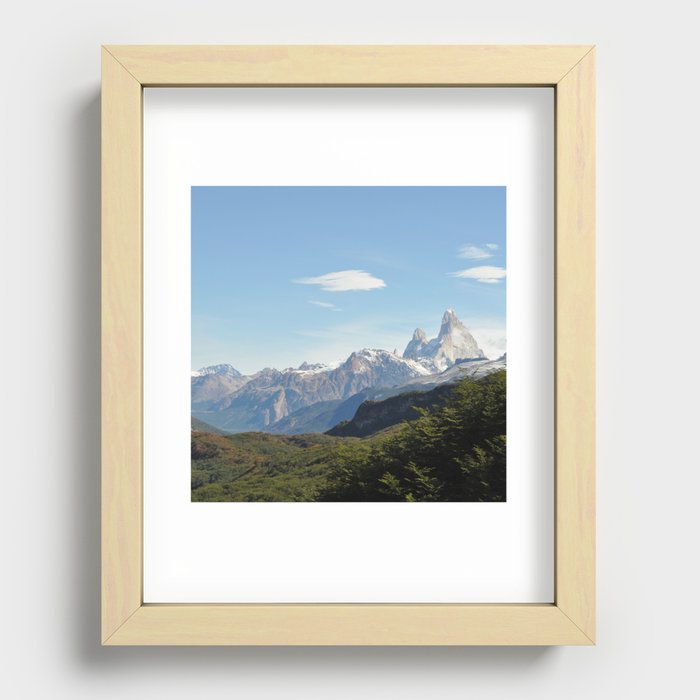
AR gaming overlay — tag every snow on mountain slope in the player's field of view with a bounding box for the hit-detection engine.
[398,354,506,389]
[356,354,507,404]
[191,363,243,379]
[289,360,343,375]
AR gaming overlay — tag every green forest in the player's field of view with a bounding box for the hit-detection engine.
[191,370,506,502]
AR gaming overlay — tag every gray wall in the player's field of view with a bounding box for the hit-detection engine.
[2,1,698,698]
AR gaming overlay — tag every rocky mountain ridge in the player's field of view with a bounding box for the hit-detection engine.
[192,310,501,433]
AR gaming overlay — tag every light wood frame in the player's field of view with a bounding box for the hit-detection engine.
[102,45,595,646]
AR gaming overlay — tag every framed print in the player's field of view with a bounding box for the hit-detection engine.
[102,45,595,645]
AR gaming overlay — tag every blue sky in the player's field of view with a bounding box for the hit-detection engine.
[192,186,506,374]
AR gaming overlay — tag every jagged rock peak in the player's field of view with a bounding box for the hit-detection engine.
[402,309,485,370]
[403,328,429,359]
[440,309,458,331]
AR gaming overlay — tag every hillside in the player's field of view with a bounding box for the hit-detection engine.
[191,430,353,502]
[327,382,455,438]
[192,371,506,502]
[191,417,229,435]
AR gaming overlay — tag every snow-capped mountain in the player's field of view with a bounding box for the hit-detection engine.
[191,310,498,433]
[403,309,484,372]
[191,363,243,379]
[193,348,430,433]
[190,364,250,405]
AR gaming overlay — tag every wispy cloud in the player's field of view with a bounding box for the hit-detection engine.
[470,325,507,360]
[294,269,386,292]
[458,244,497,260]
[450,266,507,284]
[309,300,340,310]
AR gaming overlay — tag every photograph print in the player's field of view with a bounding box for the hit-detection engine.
[191,186,506,502]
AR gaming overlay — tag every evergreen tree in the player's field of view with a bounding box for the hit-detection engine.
[319,370,506,502]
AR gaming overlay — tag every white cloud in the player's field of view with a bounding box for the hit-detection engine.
[470,327,507,361]
[294,269,386,292]
[308,300,342,312]
[458,244,496,260]
[450,266,507,284]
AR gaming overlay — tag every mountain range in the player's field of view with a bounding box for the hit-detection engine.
[192,310,504,434]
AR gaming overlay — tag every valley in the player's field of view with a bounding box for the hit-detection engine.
[192,370,507,502]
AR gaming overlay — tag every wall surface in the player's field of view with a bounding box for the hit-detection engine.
[2,1,698,698]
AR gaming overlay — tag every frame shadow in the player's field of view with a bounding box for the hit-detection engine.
[72,87,557,667]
